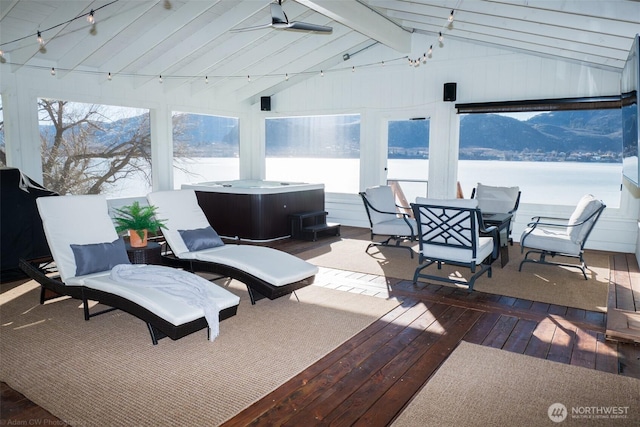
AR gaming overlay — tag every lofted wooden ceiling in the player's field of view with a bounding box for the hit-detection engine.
[0,0,638,104]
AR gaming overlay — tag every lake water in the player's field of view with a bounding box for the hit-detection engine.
[106,158,622,208]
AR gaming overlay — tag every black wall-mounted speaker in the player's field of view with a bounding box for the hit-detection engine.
[261,96,271,111]
[443,82,457,102]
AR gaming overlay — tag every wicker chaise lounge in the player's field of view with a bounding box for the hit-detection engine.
[147,189,319,304]
[21,194,240,345]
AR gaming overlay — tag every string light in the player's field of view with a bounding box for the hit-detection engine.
[37,31,44,46]
[285,73,289,80]
[159,75,163,83]
[108,72,112,80]
[87,10,95,24]
[407,9,454,67]
[205,76,208,84]
[320,70,324,77]
[50,67,55,76]
[247,75,251,82]
[352,66,355,72]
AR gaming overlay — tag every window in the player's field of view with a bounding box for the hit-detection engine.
[39,99,151,197]
[265,114,360,193]
[0,96,4,167]
[386,118,430,202]
[457,108,622,207]
[172,112,239,188]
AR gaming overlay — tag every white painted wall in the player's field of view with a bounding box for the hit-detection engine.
[1,34,638,254]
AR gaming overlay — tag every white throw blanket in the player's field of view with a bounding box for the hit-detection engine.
[110,264,221,342]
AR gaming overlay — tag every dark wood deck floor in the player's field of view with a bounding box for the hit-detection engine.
[2,226,639,426]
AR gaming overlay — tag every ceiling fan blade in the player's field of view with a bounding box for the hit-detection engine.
[271,2,288,25]
[287,21,333,33]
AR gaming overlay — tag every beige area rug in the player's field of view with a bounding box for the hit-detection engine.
[299,238,610,312]
[0,280,399,426]
[392,341,640,426]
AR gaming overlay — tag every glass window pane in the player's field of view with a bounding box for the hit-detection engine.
[39,99,151,197]
[0,97,4,167]
[458,110,622,207]
[172,112,239,188]
[386,119,430,202]
[265,114,360,193]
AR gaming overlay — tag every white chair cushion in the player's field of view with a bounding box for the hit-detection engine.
[365,186,401,225]
[475,183,519,214]
[420,236,494,264]
[37,195,120,282]
[520,227,581,256]
[147,189,211,257]
[567,194,602,244]
[186,245,319,287]
[372,218,416,237]
[67,271,240,326]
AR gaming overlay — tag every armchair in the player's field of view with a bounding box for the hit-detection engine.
[411,198,499,291]
[471,183,520,245]
[519,194,605,279]
[359,185,417,258]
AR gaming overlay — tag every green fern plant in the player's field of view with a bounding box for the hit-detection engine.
[112,201,167,239]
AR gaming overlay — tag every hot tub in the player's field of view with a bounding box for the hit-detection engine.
[182,180,325,241]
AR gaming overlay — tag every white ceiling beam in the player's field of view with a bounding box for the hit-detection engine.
[295,0,411,53]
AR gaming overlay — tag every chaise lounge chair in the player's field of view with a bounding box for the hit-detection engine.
[20,194,240,345]
[147,189,319,304]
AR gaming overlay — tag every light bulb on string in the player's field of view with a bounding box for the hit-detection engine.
[285,73,289,81]
[50,67,55,76]
[448,10,454,23]
[107,72,112,81]
[422,53,427,63]
[87,10,95,24]
[159,75,163,83]
[205,76,209,84]
[428,45,433,56]
[320,70,324,77]
[439,32,443,43]
[247,75,251,82]
[37,31,44,46]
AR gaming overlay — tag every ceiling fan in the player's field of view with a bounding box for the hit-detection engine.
[232,0,332,33]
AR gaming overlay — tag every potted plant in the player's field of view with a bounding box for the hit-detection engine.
[112,201,167,248]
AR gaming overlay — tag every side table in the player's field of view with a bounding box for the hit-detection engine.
[125,241,162,265]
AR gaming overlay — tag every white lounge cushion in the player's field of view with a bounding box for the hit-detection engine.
[147,189,211,257]
[37,195,120,282]
[186,245,319,287]
[147,189,319,286]
[66,271,240,327]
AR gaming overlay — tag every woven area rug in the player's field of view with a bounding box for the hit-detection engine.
[0,280,399,426]
[299,238,610,312]
[392,341,640,426]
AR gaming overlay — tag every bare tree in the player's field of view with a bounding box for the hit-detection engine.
[39,99,152,195]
